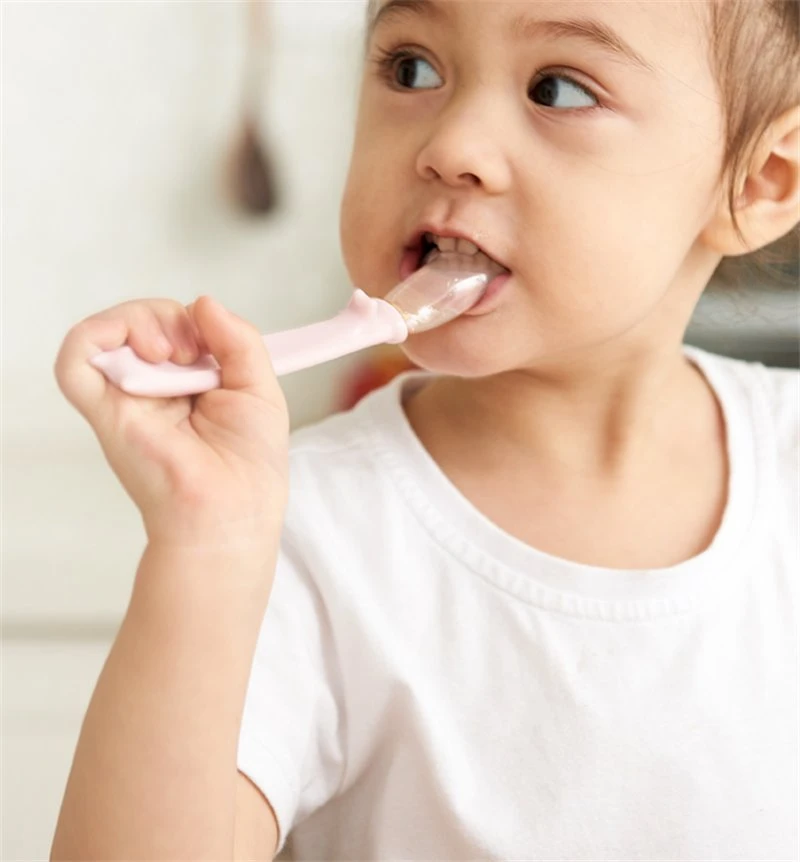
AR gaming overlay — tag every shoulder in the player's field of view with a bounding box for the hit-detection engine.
[722,353,796,450]
[753,363,799,484]
[687,347,798,432]
[287,393,384,495]
[687,348,798,494]
[280,377,411,547]
[272,377,435,615]
[754,363,799,437]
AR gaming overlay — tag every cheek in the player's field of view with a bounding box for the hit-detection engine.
[339,184,361,282]
[339,164,389,289]
[339,123,413,289]
[525,146,718,305]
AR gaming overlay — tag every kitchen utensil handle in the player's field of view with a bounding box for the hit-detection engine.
[89,290,407,398]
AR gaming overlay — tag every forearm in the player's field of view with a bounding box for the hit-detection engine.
[51,540,278,860]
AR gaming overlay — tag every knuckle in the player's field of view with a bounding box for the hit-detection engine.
[242,321,265,346]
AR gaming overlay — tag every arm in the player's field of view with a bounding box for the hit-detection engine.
[235,773,280,860]
[51,542,280,860]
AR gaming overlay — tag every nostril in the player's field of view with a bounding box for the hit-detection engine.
[420,162,481,187]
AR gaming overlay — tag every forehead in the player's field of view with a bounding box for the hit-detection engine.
[370,0,711,69]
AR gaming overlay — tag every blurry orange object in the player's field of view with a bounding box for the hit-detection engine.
[338,345,417,410]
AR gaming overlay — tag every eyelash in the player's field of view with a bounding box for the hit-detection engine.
[371,46,604,113]
[372,46,431,89]
[529,69,604,113]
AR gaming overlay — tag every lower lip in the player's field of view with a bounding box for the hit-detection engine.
[462,272,511,316]
[398,248,511,316]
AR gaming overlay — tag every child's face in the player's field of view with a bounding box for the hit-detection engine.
[340,0,727,376]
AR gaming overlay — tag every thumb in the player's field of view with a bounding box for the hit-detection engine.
[190,296,281,401]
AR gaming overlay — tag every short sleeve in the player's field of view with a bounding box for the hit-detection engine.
[237,534,345,852]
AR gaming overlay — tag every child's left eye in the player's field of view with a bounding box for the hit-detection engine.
[528,74,598,110]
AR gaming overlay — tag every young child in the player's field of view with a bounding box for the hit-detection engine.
[52,0,799,859]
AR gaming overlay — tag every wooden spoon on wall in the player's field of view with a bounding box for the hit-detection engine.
[227,0,278,215]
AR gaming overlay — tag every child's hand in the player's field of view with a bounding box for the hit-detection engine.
[55,296,290,549]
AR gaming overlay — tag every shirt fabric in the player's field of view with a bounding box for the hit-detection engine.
[237,347,799,861]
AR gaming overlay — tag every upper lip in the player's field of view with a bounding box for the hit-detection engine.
[405,222,509,271]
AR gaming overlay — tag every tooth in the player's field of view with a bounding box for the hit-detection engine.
[437,236,457,252]
[457,238,479,255]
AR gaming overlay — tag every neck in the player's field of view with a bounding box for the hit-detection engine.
[406,254,724,478]
[406,339,714,479]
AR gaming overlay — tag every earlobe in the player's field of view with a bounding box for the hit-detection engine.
[702,105,800,257]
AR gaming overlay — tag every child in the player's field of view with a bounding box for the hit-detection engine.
[52,0,799,858]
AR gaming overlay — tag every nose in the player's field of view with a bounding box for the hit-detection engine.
[415,96,512,194]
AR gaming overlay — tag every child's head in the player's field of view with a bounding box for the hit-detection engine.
[340,0,799,377]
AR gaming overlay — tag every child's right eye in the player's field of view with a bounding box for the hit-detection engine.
[375,49,443,91]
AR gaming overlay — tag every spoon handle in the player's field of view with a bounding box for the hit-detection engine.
[89,290,408,398]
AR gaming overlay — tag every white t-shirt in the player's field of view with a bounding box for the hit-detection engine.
[237,347,799,861]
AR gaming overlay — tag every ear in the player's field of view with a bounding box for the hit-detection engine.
[702,105,800,256]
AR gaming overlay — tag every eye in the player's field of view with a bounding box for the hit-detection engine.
[528,74,598,110]
[378,50,443,90]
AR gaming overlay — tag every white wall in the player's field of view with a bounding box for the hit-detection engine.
[2,0,371,622]
[3,0,368,447]
[1,3,369,857]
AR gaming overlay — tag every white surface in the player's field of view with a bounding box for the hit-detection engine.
[2,0,369,447]
[4,441,143,622]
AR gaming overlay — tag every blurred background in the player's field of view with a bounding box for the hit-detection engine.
[1,2,797,858]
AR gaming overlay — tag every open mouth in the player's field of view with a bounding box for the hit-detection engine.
[402,231,509,282]
[398,230,512,318]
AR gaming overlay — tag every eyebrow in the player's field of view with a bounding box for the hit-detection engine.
[515,17,656,73]
[369,0,655,74]
[369,0,444,35]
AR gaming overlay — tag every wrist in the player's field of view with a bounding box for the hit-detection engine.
[142,501,286,557]
[131,539,280,626]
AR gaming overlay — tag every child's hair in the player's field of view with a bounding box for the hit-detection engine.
[711,0,798,218]
[708,0,799,282]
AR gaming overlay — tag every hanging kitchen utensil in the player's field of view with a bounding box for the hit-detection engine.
[227,0,278,215]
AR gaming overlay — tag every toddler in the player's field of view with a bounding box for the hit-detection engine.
[52,0,799,859]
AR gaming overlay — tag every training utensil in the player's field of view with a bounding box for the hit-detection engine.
[89,253,492,398]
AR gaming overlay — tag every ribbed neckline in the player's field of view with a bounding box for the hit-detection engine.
[358,347,765,621]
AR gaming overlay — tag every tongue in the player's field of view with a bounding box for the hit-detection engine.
[385,251,495,334]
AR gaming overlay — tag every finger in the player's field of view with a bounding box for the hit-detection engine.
[91,299,193,364]
[151,314,194,366]
[125,310,175,365]
[183,306,210,355]
[189,296,281,401]
[55,316,129,421]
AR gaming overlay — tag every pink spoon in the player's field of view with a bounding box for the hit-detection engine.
[89,253,491,398]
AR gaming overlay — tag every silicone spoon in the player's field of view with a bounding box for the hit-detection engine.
[89,252,492,398]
